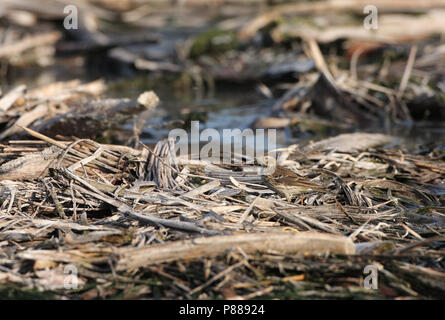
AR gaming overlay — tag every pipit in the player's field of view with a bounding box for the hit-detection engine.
[263,165,325,202]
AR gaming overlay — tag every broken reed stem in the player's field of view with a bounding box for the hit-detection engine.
[139,141,221,182]
[397,44,418,99]
[44,181,66,219]
[306,39,337,89]
[116,232,355,271]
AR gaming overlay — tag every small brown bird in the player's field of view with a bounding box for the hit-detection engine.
[261,158,326,202]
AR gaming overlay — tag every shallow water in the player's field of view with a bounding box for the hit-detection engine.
[109,76,445,152]
[4,57,445,152]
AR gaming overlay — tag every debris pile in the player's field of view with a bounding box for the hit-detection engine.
[0,0,444,299]
[0,122,443,298]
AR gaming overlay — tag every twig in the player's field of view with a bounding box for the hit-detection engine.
[397,45,418,99]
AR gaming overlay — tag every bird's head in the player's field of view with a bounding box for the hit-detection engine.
[256,154,278,175]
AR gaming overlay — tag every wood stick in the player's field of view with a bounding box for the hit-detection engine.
[0,32,61,58]
[116,232,355,270]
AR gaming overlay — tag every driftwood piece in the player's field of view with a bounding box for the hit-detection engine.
[29,91,159,139]
[0,146,61,180]
[0,31,61,58]
[303,133,394,153]
[0,104,48,140]
[0,85,26,112]
[0,79,109,141]
[26,79,106,100]
[116,232,355,270]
